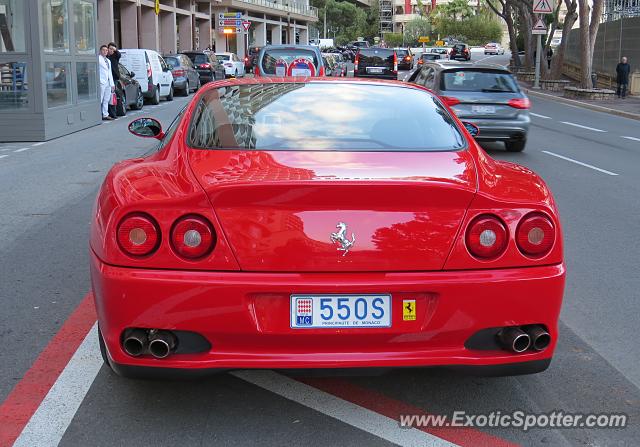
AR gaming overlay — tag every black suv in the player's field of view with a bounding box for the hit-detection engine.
[181,51,225,84]
[450,43,471,61]
[354,48,397,80]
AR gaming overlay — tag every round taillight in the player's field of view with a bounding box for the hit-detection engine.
[117,213,160,257]
[465,215,508,259]
[516,213,555,257]
[171,215,216,259]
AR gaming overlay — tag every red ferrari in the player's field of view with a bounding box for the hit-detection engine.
[91,77,565,378]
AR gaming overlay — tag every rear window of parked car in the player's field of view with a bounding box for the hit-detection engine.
[187,83,465,151]
[164,56,180,66]
[260,49,319,75]
[442,69,519,93]
[185,54,208,64]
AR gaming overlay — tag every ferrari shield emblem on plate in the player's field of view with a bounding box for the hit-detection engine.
[330,222,355,256]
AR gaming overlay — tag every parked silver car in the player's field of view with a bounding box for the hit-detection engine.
[407,61,530,152]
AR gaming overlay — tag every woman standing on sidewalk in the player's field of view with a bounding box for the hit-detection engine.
[98,45,115,121]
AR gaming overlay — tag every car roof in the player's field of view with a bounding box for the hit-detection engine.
[425,60,510,71]
[261,44,319,50]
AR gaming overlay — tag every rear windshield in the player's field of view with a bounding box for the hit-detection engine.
[442,69,519,93]
[396,49,409,56]
[216,54,230,61]
[164,56,180,66]
[187,83,465,151]
[184,53,208,64]
[260,48,319,76]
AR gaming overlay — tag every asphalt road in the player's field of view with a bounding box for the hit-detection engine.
[2,66,640,446]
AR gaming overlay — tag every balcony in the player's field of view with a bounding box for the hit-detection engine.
[231,0,319,18]
[393,13,422,22]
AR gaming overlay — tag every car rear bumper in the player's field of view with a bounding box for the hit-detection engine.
[173,78,188,89]
[196,72,214,83]
[463,117,530,141]
[354,73,397,80]
[91,253,564,373]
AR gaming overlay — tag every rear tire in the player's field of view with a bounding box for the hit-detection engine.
[506,139,526,152]
[166,84,174,101]
[131,88,144,110]
[181,81,189,96]
[150,85,160,105]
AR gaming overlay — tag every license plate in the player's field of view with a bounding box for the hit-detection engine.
[472,105,496,114]
[291,294,391,328]
[367,67,384,74]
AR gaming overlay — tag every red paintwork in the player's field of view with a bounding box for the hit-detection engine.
[90,77,565,372]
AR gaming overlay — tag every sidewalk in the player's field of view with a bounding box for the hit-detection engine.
[518,80,640,121]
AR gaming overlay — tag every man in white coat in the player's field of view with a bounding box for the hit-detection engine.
[98,45,115,121]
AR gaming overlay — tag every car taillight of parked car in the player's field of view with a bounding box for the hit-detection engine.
[465,215,509,259]
[146,63,152,80]
[172,69,185,77]
[199,63,211,69]
[354,54,359,70]
[117,213,160,257]
[393,53,398,73]
[171,215,216,259]
[508,98,531,109]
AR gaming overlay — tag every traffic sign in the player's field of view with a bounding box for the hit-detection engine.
[242,21,251,31]
[418,36,430,43]
[435,40,445,46]
[533,0,553,14]
[532,18,547,34]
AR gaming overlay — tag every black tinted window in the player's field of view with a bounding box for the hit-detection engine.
[188,83,464,151]
[164,56,180,67]
[442,69,519,92]
[260,48,319,75]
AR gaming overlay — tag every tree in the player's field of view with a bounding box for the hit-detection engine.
[577,0,604,88]
[550,0,577,79]
[486,0,520,66]
[383,32,405,47]
[404,17,432,46]
[433,13,502,45]
[435,0,475,21]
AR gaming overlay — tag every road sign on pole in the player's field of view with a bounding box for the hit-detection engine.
[242,21,251,31]
[532,18,547,34]
[533,0,554,14]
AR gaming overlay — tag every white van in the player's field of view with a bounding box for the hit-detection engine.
[119,49,174,105]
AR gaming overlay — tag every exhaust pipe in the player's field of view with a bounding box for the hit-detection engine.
[498,327,531,353]
[148,330,177,359]
[525,325,551,351]
[123,329,148,357]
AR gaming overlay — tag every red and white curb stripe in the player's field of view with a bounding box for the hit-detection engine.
[0,293,518,447]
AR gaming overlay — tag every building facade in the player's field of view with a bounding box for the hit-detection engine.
[97,0,318,59]
[1,0,101,141]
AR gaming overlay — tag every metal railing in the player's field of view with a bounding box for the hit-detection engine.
[234,0,319,18]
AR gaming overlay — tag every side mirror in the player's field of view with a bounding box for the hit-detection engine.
[167,64,174,70]
[129,71,135,77]
[128,118,164,140]
[461,122,480,138]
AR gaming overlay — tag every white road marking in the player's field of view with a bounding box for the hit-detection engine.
[14,147,30,153]
[32,142,46,147]
[542,150,619,176]
[13,323,103,447]
[622,136,640,142]
[231,370,458,447]
[0,154,9,159]
[530,112,551,119]
[561,121,607,132]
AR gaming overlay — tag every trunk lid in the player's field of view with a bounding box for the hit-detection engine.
[188,150,477,272]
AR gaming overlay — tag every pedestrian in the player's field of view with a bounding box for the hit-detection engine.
[107,42,121,119]
[616,56,630,99]
[546,47,553,70]
[98,44,115,121]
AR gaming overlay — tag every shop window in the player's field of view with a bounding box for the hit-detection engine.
[45,61,70,108]
[73,0,95,54]
[0,61,28,110]
[0,0,25,52]
[42,0,69,54]
[76,61,96,102]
